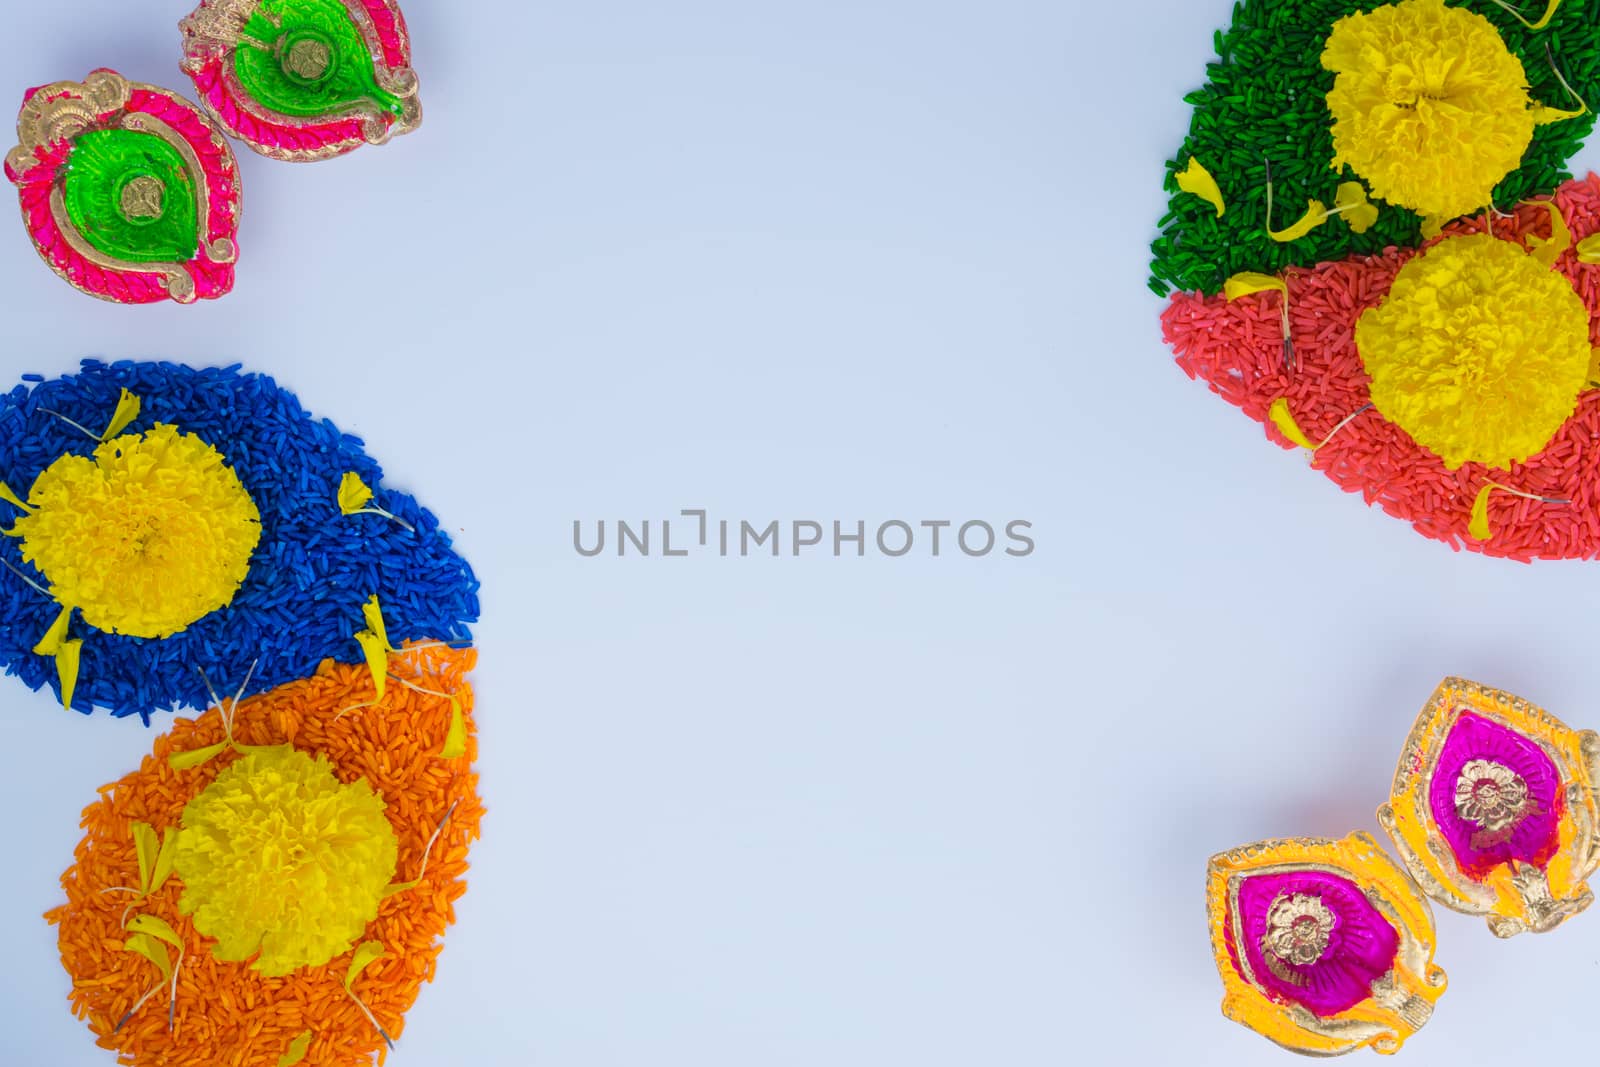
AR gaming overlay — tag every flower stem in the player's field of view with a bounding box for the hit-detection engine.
[353,507,416,533]
[1486,481,1569,505]
[346,988,395,1051]
[113,982,164,1035]
[38,408,101,441]
[410,799,460,884]
[1316,404,1373,449]
[1545,42,1589,114]
[0,556,51,598]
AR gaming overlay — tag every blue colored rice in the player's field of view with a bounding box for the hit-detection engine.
[0,360,479,721]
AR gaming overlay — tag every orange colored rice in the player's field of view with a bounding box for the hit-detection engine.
[47,645,483,1067]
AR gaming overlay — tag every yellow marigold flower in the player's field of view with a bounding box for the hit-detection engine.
[174,746,399,977]
[1356,233,1592,470]
[13,424,260,638]
[1322,0,1537,221]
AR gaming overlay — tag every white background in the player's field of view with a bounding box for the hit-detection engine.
[2,1,1600,1064]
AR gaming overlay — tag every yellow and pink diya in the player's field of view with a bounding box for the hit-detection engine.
[1208,678,1600,1056]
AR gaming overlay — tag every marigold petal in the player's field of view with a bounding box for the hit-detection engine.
[1177,157,1226,217]
[1470,484,1496,542]
[1526,200,1573,268]
[362,595,391,650]
[1579,234,1600,263]
[278,1031,313,1067]
[101,389,141,441]
[345,941,385,993]
[151,827,178,895]
[1499,0,1561,30]
[0,481,32,513]
[33,604,72,657]
[55,638,81,712]
[355,631,388,699]
[1268,398,1318,450]
[1268,200,1328,243]
[168,741,230,772]
[1224,272,1287,300]
[337,472,373,515]
[1532,103,1586,125]
[1335,182,1379,234]
[438,696,468,759]
[132,822,158,895]
[126,914,183,952]
[122,933,172,985]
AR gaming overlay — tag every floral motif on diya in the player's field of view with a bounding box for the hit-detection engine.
[3,70,240,304]
[1207,833,1445,1057]
[181,0,422,162]
[1262,893,1337,973]
[1379,678,1600,937]
[1454,759,1534,841]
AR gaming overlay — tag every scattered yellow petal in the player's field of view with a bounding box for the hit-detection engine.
[33,604,72,656]
[278,1031,314,1067]
[362,596,391,651]
[133,822,159,895]
[151,827,178,895]
[381,879,419,899]
[1577,234,1600,264]
[122,932,173,984]
[1420,215,1446,239]
[1533,102,1586,125]
[1269,200,1329,242]
[438,697,467,759]
[126,914,184,952]
[345,941,385,993]
[1469,484,1496,541]
[1224,272,1287,300]
[1493,0,1561,29]
[56,638,81,712]
[1268,398,1318,450]
[0,481,31,513]
[1334,182,1379,234]
[355,631,389,700]
[1176,157,1226,217]
[337,472,374,515]
[101,389,141,441]
[1526,200,1573,267]
[168,741,230,772]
